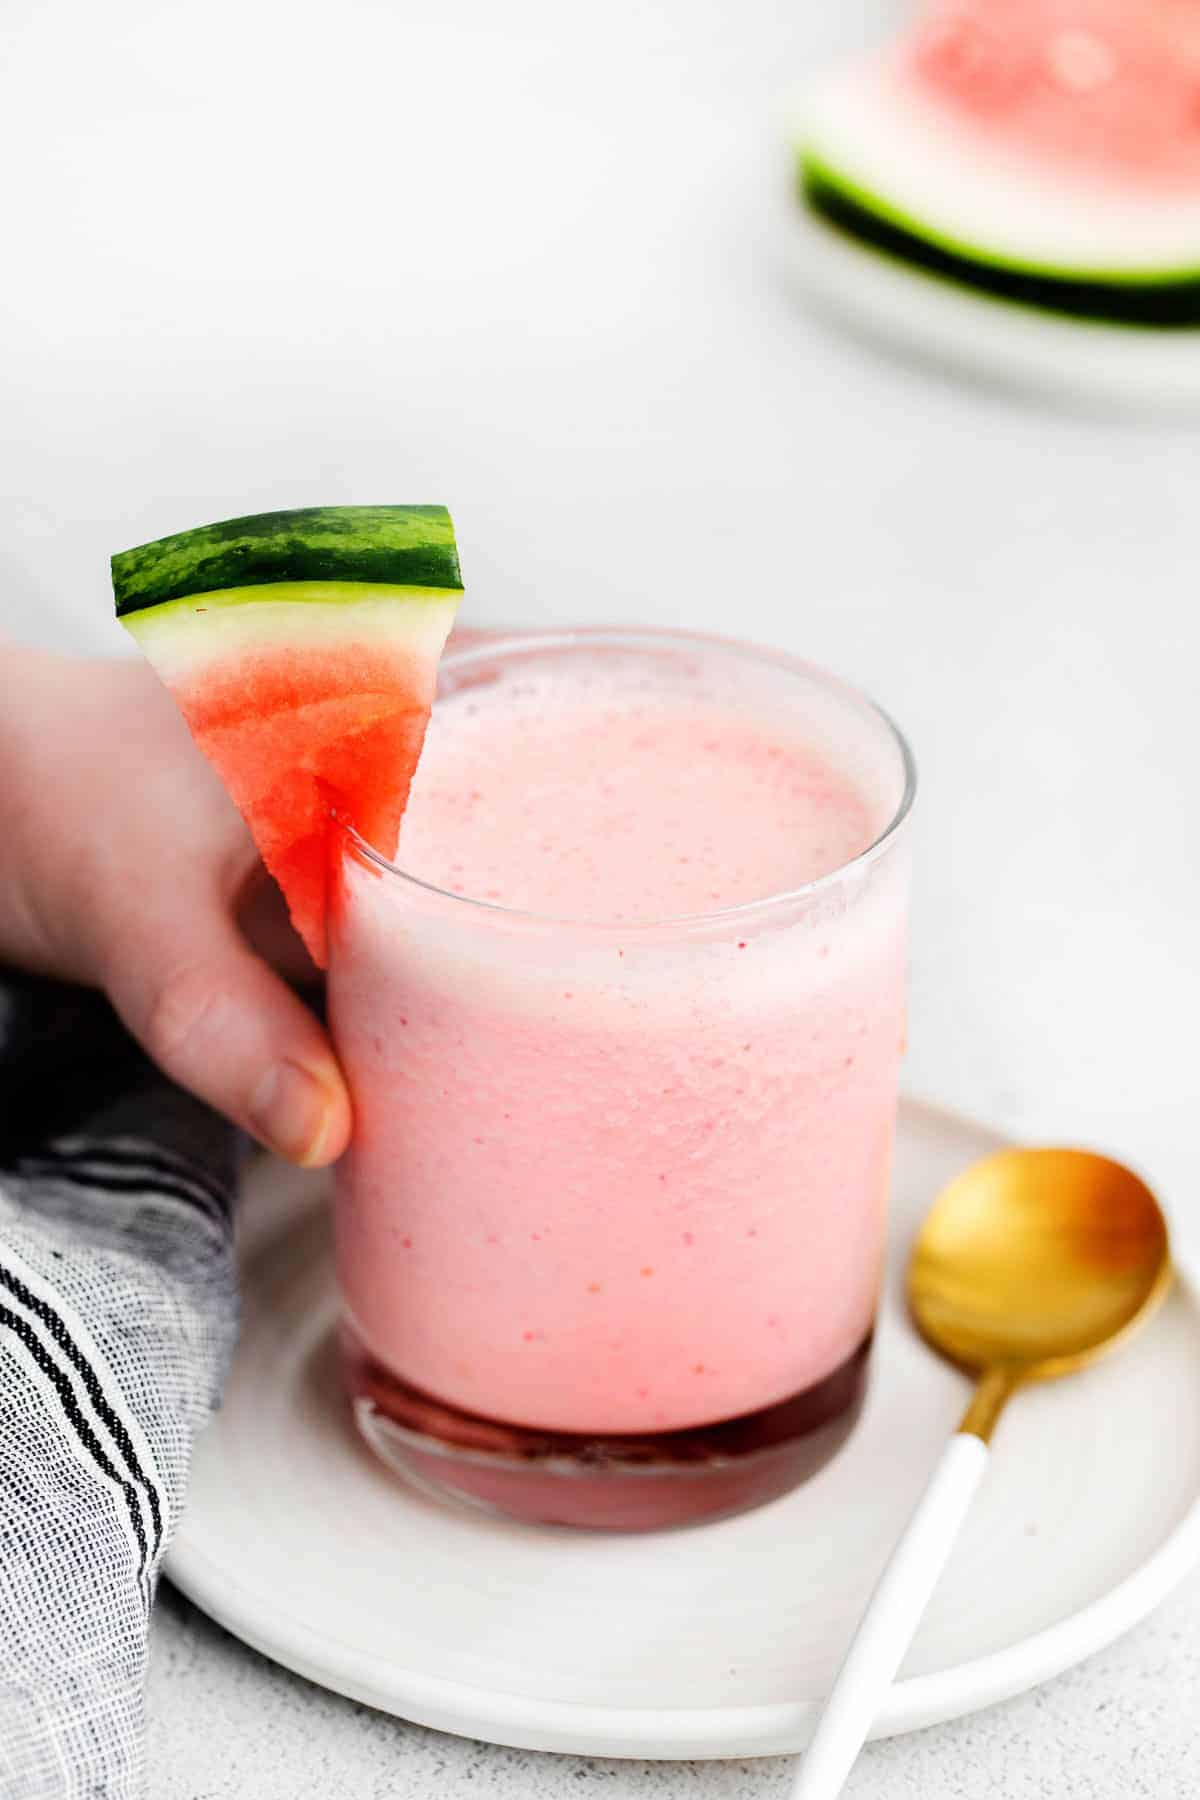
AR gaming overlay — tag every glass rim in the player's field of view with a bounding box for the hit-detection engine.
[346,626,917,931]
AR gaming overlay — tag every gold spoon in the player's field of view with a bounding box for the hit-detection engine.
[790,1147,1172,1800]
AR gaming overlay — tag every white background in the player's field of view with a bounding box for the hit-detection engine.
[2,1,1199,1793]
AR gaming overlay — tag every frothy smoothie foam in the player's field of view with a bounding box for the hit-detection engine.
[331,636,910,1470]
[398,667,877,919]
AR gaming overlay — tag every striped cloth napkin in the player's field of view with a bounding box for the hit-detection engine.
[0,969,239,1800]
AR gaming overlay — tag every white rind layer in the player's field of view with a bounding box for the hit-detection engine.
[122,583,460,684]
[797,64,1200,275]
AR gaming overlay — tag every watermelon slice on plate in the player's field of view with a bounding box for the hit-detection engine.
[113,506,463,967]
[789,0,1200,403]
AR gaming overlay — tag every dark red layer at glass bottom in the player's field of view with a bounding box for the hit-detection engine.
[343,1329,872,1531]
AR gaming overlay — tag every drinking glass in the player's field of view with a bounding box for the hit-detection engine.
[328,629,915,1530]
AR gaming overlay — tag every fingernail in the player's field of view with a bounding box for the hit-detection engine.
[250,1060,337,1165]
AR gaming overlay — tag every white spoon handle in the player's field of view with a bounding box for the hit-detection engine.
[788,1432,990,1800]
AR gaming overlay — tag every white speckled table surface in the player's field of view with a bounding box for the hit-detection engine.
[147,1572,1200,1799]
[3,0,1200,1792]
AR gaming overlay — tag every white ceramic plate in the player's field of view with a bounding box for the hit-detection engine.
[782,207,1200,413]
[167,1099,1200,1758]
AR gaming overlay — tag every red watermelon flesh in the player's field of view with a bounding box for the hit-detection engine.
[172,641,439,968]
[903,0,1200,188]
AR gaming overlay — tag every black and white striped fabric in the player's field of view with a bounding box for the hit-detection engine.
[0,972,239,1799]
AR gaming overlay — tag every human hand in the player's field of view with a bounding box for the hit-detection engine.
[0,645,351,1165]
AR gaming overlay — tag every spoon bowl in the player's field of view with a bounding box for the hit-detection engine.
[910,1147,1172,1386]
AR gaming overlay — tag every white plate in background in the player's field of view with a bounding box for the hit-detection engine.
[782,206,1200,414]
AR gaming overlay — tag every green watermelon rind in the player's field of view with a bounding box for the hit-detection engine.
[112,504,463,617]
[800,155,1200,329]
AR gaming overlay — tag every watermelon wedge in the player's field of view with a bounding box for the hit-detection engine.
[113,505,463,967]
[795,0,1200,327]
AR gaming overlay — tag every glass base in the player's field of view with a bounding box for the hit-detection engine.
[344,1327,872,1531]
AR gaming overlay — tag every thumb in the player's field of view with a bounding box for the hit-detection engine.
[101,893,352,1167]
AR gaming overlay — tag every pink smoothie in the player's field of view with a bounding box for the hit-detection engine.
[330,639,910,1436]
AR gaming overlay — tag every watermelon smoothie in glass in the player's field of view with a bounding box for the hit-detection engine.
[328,630,914,1530]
